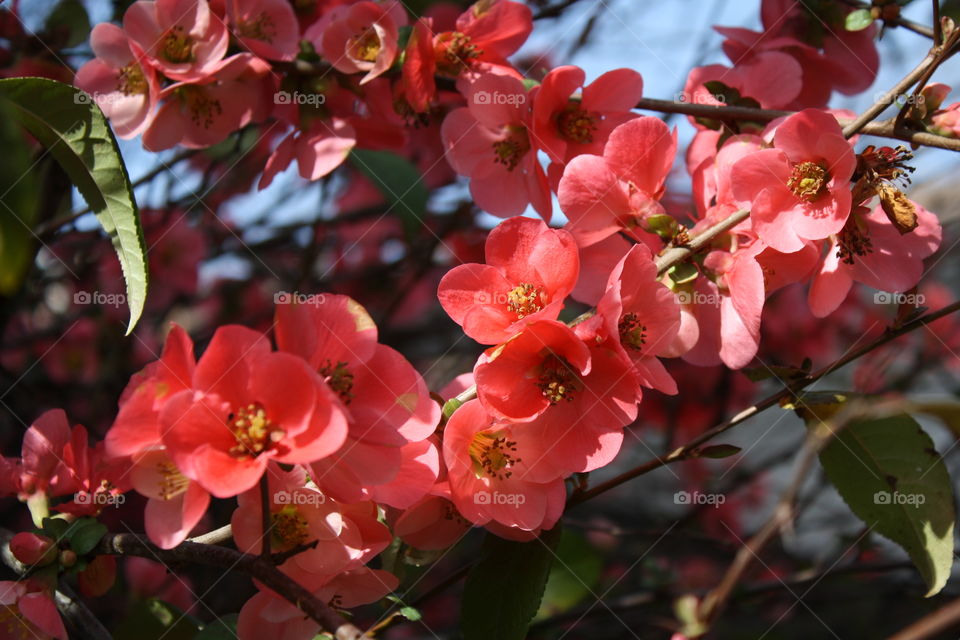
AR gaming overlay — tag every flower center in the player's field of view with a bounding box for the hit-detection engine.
[468,430,520,480]
[349,28,381,62]
[836,216,873,265]
[179,86,223,130]
[492,127,531,172]
[319,360,354,404]
[506,283,545,319]
[0,603,35,640]
[162,26,195,64]
[117,62,147,96]
[787,161,829,202]
[537,355,579,403]
[227,403,284,458]
[434,31,481,76]
[556,103,597,144]
[237,12,276,42]
[271,505,310,551]
[618,312,647,351]
[156,459,190,500]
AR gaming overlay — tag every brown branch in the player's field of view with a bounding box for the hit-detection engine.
[888,596,960,640]
[635,97,960,152]
[567,300,960,507]
[97,532,365,640]
[844,28,960,137]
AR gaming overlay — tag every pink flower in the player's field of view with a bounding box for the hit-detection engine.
[437,217,579,344]
[0,580,66,640]
[393,493,472,550]
[75,23,160,138]
[124,0,229,82]
[730,109,856,253]
[275,295,439,503]
[106,324,210,548]
[441,73,551,219]
[227,0,300,61]
[443,400,565,532]
[474,319,639,431]
[402,0,533,111]
[313,1,407,85]
[532,65,643,164]
[593,244,682,394]
[143,54,273,151]
[160,325,349,498]
[231,465,391,577]
[258,119,357,189]
[761,0,879,96]
[558,117,677,247]
[808,202,942,317]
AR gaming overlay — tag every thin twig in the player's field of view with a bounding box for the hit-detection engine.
[567,300,960,506]
[98,532,365,640]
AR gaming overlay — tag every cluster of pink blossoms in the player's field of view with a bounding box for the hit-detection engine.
[2,0,951,636]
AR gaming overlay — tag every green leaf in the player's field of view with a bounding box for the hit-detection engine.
[815,413,955,596]
[535,530,602,619]
[45,0,91,48]
[0,77,147,334]
[667,263,699,286]
[40,517,70,541]
[462,527,561,640]
[66,518,107,555]
[0,101,40,295]
[845,8,875,31]
[349,149,428,239]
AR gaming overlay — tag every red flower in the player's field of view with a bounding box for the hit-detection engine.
[438,217,579,345]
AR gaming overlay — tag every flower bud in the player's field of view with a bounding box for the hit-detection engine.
[59,549,77,568]
[9,532,57,567]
